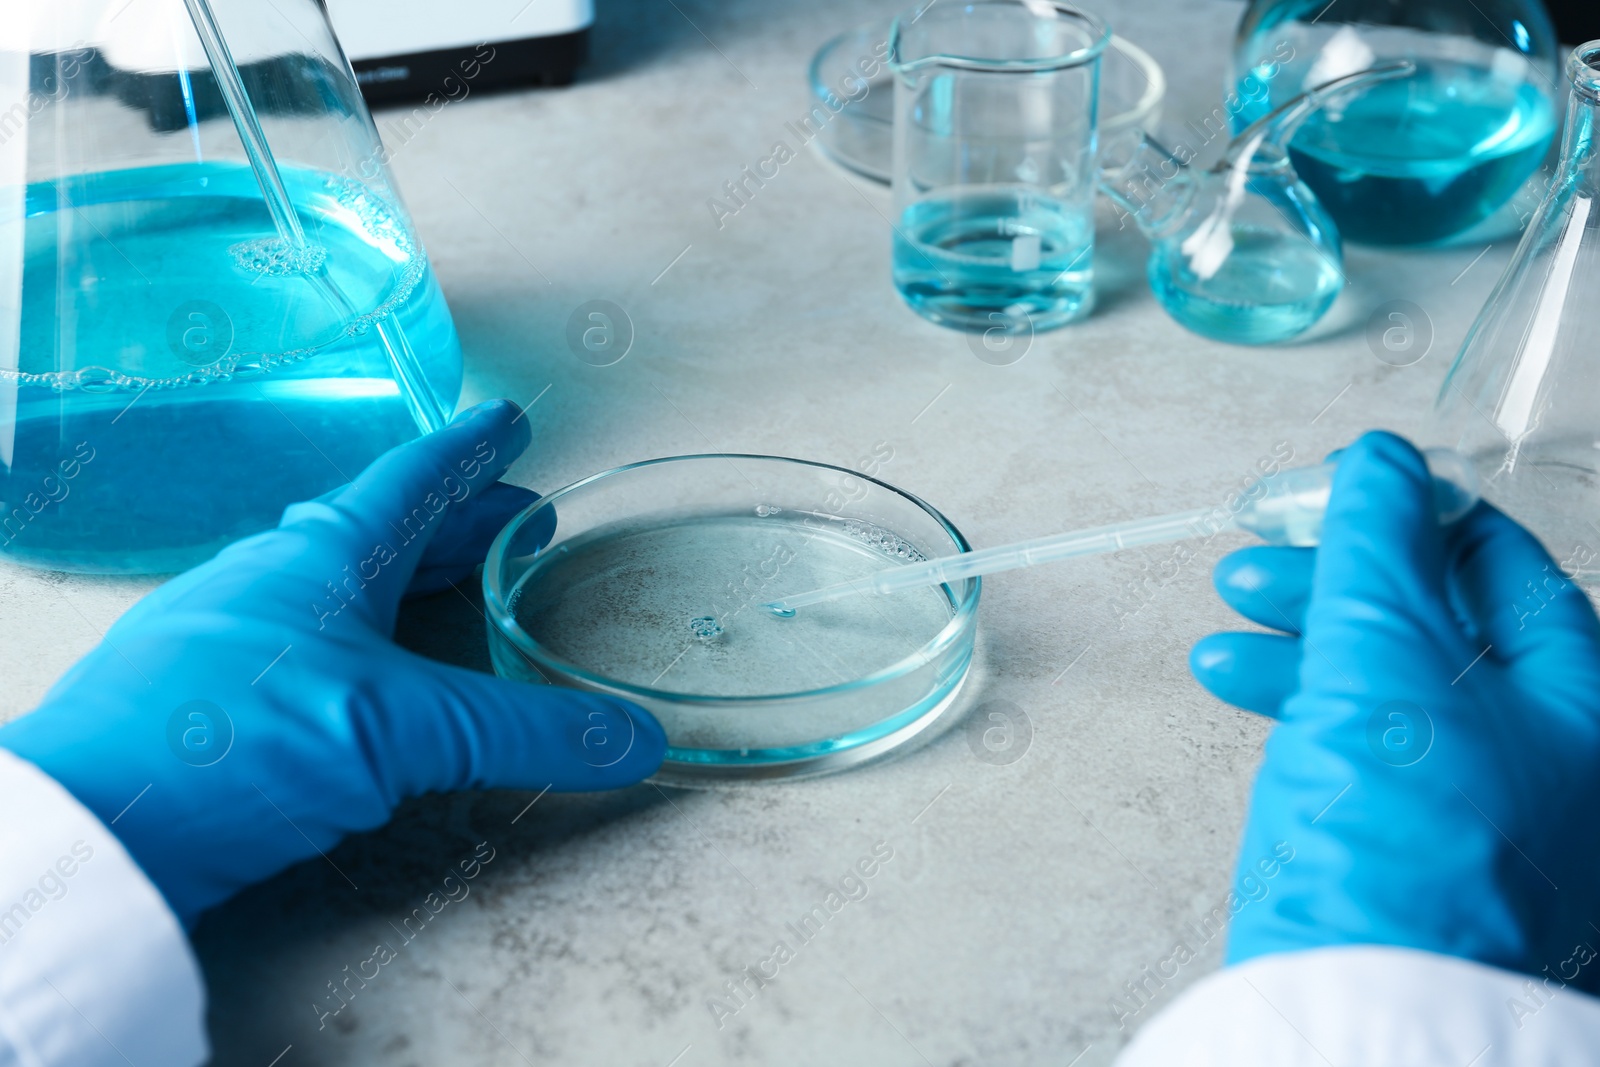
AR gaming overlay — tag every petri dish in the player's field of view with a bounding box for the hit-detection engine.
[483,455,980,784]
[808,19,1167,184]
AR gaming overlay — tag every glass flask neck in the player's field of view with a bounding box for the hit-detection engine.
[1216,61,1415,177]
[1098,133,1197,237]
[1559,43,1600,195]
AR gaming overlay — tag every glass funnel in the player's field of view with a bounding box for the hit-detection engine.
[1232,0,1560,246]
[1431,42,1600,585]
[0,0,462,573]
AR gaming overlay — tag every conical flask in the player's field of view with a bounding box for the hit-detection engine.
[0,0,463,574]
[1432,42,1600,585]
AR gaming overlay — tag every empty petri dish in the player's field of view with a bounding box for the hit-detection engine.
[483,455,980,784]
[808,18,1166,184]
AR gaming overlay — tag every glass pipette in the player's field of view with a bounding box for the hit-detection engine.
[764,448,1479,616]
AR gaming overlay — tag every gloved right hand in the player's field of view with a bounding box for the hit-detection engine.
[1190,432,1600,987]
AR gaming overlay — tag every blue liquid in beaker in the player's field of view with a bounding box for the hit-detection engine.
[1280,59,1556,246]
[892,187,1094,332]
[0,163,461,573]
[1148,226,1344,345]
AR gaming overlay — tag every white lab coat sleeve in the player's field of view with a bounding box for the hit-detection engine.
[1115,944,1600,1066]
[0,748,207,1067]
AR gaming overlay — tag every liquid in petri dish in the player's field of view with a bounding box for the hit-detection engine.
[0,163,461,573]
[892,186,1094,332]
[1148,225,1344,344]
[510,511,956,699]
[1282,60,1556,246]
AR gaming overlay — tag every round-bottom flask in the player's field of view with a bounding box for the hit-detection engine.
[1232,0,1560,246]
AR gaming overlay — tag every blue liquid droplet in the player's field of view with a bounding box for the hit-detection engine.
[766,605,796,619]
[689,615,723,639]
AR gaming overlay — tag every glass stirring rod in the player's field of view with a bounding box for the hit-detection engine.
[764,449,1479,616]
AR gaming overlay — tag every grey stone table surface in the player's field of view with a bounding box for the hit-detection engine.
[0,0,1528,1064]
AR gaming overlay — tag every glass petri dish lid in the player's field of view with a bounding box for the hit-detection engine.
[484,455,980,784]
[808,18,1166,183]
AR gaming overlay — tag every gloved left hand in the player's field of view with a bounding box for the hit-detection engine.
[0,399,665,927]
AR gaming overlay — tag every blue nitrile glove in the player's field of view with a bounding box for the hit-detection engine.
[1190,431,1600,988]
[0,399,665,927]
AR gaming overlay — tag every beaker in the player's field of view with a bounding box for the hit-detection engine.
[808,18,1165,186]
[0,0,463,573]
[1430,42,1600,586]
[888,0,1109,333]
[1099,64,1412,345]
[1232,0,1560,246]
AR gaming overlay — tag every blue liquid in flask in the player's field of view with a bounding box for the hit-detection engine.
[892,187,1094,332]
[1149,225,1345,345]
[1280,60,1556,246]
[0,163,462,573]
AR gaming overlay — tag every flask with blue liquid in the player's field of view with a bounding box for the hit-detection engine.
[0,0,463,573]
[1232,0,1562,246]
[1100,64,1412,345]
